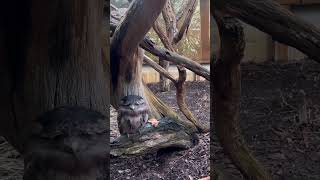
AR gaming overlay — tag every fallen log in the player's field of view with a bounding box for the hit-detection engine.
[110,117,198,157]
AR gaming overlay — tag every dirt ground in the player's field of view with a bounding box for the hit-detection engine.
[0,60,319,180]
[110,82,210,180]
[212,60,320,180]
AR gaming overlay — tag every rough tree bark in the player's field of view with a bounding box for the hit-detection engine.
[144,56,209,132]
[153,0,198,91]
[111,0,167,104]
[214,0,320,63]
[0,0,109,179]
[212,14,272,180]
[110,8,210,81]
[110,0,195,130]
[110,1,208,134]
[110,0,199,156]
[158,0,176,91]
[140,37,209,81]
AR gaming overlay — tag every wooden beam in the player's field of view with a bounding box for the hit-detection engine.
[277,0,300,5]
[200,0,210,62]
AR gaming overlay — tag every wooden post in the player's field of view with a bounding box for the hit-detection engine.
[273,5,290,62]
[200,0,210,63]
[274,42,289,62]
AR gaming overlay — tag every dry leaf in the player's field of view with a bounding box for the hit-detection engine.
[148,118,159,127]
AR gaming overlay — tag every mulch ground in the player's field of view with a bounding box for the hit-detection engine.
[212,60,320,180]
[110,82,210,180]
[0,60,319,180]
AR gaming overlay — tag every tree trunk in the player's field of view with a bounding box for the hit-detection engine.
[212,14,272,180]
[110,0,198,130]
[109,0,200,155]
[0,0,109,179]
[214,0,320,63]
[111,0,167,105]
[110,0,201,132]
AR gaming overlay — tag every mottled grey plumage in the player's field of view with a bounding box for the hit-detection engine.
[23,106,108,180]
[117,95,149,136]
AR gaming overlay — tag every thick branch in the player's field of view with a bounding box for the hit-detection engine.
[153,19,175,51]
[111,0,166,57]
[144,56,209,132]
[176,0,190,23]
[213,15,271,180]
[110,0,167,89]
[162,1,177,42]
[174,0,197,44]
[214,0,320,63]
[141,38,210,80]
[110,7,209,81]
[143,55,177,83]
[176,66,209,133]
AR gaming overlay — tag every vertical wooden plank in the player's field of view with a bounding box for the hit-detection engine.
[274,42,289,62]
[200,0,210,63]
[274,5,290,62]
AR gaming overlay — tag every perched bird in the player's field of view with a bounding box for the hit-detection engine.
[117,95,149,137]
[23,106,108,180]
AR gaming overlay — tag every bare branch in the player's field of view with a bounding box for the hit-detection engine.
[143,56,177,83]
[174,0,197,44]
[176,66,209,132]
[152,18,175,51]
[176,0,190,22]
[144,56,209,132]
[162,1,177,41]
[214,0,320,63]
[141,38,210,81]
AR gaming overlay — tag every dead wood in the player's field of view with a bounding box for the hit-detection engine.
[141,38,210,80]
[212,14,272,180]
[110,7,209,81]
[214,0,320,63]
[110,117,198,157]
[143,57,209,132]
[173,0,197,43]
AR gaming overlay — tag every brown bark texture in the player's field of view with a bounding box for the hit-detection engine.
[109,0,204,155]
[212,14,272,180]
[0,0,109,179]
[214,0,320,63]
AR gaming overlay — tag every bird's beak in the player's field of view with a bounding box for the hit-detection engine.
[129,105,135,110]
